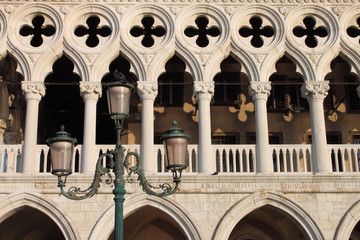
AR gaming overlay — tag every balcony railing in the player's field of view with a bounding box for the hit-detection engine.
[1,144,359,174]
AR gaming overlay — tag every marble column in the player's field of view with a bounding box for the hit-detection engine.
[194,81,214,174]
[248,82,272,174]
[21,81,45,173]
[301,81,331,174]
[80,82,102,173]
[137,81,158,173]
[357,85,360,98]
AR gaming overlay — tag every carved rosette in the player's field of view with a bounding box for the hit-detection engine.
[21,82,46,101]
[79,82,102,101]
[137,82,158,101]
[248,82,271,101]
[193,81,214,101]
[300,81,329,101]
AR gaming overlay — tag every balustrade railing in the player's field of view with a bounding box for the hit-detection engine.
[0,145,22,173]
[329,145,360,173]
[214,145,256,173]
[270,145,312,173]
[1,144,359,174]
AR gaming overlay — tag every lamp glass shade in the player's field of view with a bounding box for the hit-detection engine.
[49,141,74,176]
[47,126,77,177]
[164,137,188,171]
[107,84,132,120]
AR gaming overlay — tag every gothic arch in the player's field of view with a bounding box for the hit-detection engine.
[338,5,360,77]
[7,4,64,82]
[0,192,80,239]
[285,6,340,82]
[89,194,202,240]
[212,192,325,240]
[120,4,175,83]
[334,199,360,240]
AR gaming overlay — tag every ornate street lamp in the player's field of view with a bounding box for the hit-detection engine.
[47,70,189,240]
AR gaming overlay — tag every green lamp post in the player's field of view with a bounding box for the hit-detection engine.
[47,70,189,240]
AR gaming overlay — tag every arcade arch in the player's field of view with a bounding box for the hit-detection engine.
[89,194,201,240]
[213,192,324,240]
[0,192,80,240]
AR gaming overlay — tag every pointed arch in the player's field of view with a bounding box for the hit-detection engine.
[334,199,360,240]
[212,192,324,240]
[175,45,203,82]
[0,192,80,239]
[338,51,360,78]
[89,193,202,240]
[63,46,89,82]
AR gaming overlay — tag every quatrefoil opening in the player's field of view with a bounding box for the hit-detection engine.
[346,17,360,45]
[184,16,220,48]
[74,16,112,48]
[19,15,56,47]
[293,17,328,48]
[130,16,166,48]
[239,16,274,48]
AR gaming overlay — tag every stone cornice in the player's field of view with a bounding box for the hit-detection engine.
[1,174,360,194]
[0,1,358,4]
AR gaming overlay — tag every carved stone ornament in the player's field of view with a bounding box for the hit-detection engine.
[331,7,345,16]
[79,82,102,101]
[170,7,179,15]
[115,6,125,15]
[194,81,214,94]
[300,81,329,100]
[4,5,14,14]
[193,81,214,100]
[59,6,69,15]
[21,82,46,101]
[224,7,234,15]
[137,82,158,100]
[248,82,271,101]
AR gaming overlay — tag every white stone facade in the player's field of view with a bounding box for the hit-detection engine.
[0,0,359,239]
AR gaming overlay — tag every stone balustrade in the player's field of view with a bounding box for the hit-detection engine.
[1,144,359,174]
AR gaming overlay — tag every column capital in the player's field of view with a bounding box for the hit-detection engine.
[21,81,45,101]
[248,82,271,101]
[301,81,329,100]
[80,82,102,101]
[194,81,214,100]
[137,81,158,101]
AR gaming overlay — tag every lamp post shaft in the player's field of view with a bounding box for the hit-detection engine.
[113,184,125,240]
[113,121,126,240]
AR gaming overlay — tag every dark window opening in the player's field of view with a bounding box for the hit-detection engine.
[156,56,185,107]
[97,55,138,144]
[326,56,360,112]
[307,132,342,144]
[211,134,238,144]
[213,56,243,106]
[268,56,307,112]
[353,135,360,144]
[39,55,82,144]
[246,132,283,144]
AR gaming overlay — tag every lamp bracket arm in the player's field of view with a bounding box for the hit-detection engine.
[59,153,114,200]
[125,152,180,197]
